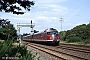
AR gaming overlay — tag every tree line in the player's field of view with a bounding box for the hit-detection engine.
[60,23,90,45]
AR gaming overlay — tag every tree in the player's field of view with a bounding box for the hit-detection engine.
[0,18,10,28]
[0,0,35,15]
[0,19,17,41]
[87,23,90,28]
[64,23,90,43]
[73,24,86,30]
[59,31,66,41]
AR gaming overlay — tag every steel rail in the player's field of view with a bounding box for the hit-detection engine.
[22,41,86,60]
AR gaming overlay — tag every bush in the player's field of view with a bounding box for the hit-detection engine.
[83,39,90,44]
[0,40,12,59]
[0,40,4,44]
[66,36,82,43]
[59,31,66,41]
[0,40,35,60]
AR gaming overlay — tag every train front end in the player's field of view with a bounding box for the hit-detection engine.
[46,28,60,45]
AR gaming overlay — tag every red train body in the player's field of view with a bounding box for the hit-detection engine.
[23,28,60,45]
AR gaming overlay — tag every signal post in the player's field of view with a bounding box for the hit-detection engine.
[17,20,35,43]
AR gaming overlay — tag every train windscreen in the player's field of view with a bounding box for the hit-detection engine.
[47,31,58,36]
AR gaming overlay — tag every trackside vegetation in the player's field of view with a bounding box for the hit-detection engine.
[60,23,90,46]
[0,0,35,59]
[0,40,35,60]
[0,19,35,60]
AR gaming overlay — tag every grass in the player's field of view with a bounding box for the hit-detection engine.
[0,40,5,44]
[60,40,90,46]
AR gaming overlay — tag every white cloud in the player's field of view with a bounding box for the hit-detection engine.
[0,0,68,33]
[1,0,89,33]
[33,0,68,16]
[35,0,67,4]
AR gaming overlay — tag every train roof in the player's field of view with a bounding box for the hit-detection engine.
[23,28,58,37]
[23,34,31,37]
[44,28,58,32]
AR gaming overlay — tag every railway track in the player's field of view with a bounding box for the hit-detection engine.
[48,44,90,60]
[22,41,88,60]
[57,44,90,53]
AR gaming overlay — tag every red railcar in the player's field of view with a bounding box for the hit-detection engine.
[23,28,60,45]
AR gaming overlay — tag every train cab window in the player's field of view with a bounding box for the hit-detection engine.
[47,32,52,35]
[47,31,58,36]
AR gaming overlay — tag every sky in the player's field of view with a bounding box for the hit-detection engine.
[0,0,90,34]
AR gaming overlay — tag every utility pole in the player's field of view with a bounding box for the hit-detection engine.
[59,17,63,31]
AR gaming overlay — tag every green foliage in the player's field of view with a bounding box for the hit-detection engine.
[60,23,90,45]
[0,19,17,41]
[4,24,17,40]
[0,19,34,59]
[0,0,35,14]
[66,36,82,43]
[0,19,10,28]
[0,40,4,44]
[0,40,13,59]
[59,31,66,41]
[86,23,90,28]
[73,24,86,30]
[82,39,90,45]
[0,40,35,60]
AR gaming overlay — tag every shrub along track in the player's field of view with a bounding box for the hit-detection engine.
[22,41,88,60]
